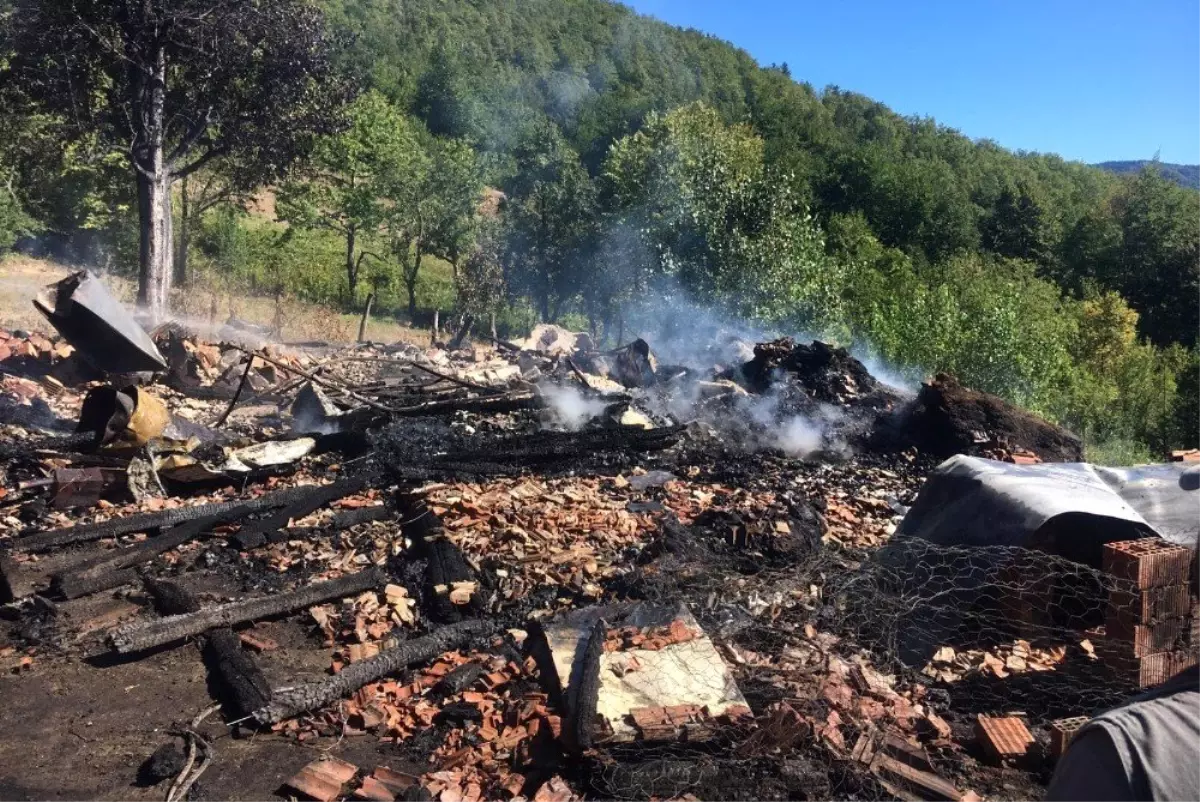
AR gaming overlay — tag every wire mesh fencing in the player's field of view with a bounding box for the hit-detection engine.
[572,531,1169,800]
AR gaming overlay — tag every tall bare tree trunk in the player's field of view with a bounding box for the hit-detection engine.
[137,151,173,319]
[134,42,173,322]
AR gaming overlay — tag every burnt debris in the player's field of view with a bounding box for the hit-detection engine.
[0,311,1174,802]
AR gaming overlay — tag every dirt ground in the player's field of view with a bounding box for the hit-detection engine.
[0,579,425,801]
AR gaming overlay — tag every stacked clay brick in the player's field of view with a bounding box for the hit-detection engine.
[1101,538,1198,687]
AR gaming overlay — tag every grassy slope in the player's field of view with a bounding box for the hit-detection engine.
[0,254,435,346]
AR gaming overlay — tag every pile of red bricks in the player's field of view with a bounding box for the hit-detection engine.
[1101,538,1198,687]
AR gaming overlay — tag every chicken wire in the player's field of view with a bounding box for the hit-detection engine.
[575,533,1159,800]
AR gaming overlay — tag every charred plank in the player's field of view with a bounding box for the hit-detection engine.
[109,568,384,653]
[145,578,272,718]
[230,475,372,550]
[566,619,605,752]
[251,618,493,725]
[14,483,320,553]
[51,509,249,599]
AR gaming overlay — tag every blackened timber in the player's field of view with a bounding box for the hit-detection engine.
[109,568,384,653]
[52,509,250,599]
[279,503,394,540]
[387,392,538,417]
[424,538,482,624]
[145,578,272,718]
[400,496,483,623]
[435,425,684,469]
[566,619,605,752]
[433,662,486,697]
[231,475,372,550]
[251,619,493,724]
[15,483,321,553]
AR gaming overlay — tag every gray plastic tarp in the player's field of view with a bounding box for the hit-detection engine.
[897,455,1199,550]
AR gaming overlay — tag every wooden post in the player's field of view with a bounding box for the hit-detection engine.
[431,310,440,345]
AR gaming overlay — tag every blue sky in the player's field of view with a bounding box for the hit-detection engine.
[625,0,1200,165]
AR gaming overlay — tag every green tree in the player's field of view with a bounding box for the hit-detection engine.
[383,134,480,316]
[981,183,1052,267]
[414,40,475,139]
[277,91,420,302]
[1113,167,1200,347]
[456,222,506,320]
[3,0,349,319]
[604,102,845,329]
[502,124,596,322]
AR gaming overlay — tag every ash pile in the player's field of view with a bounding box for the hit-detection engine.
[4,272,1185,802]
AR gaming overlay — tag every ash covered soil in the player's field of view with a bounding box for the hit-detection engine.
[0,325,1093,801]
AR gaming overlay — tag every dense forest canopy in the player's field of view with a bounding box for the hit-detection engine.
[1,0,1197,459]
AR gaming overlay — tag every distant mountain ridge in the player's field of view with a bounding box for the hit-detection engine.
[1095,161,1199,189]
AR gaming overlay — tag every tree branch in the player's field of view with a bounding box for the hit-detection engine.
[167,106,214,166]
[172,144,229,179]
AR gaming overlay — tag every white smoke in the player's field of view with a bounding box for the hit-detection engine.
[777,416,823,457]
[538,382,608,431]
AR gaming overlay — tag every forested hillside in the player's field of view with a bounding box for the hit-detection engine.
[1096,161,1200,190]
[1,0,1196,460]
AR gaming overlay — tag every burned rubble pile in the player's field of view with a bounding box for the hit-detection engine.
[1,278,1185,802]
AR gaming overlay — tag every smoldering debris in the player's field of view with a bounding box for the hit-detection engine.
[538,382,610,431]
[0,310,1113,802]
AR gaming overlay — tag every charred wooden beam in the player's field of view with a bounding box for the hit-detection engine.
[251,619,493,725]
[399,496,482,624]
[566,619,605,752]
[52,509,250,599]
[230,476,371,550]
[437,425,684,469]
[387,392,538,417]
[281,503,394,539]
[0,431,99,460]
[433,662,486,697]
[14,483,321,553]
[109,568,384,653]
[145,578,272,719]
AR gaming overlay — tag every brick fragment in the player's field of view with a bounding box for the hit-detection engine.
[1102,539,1192,589]
[1107,618,1188,657]
[532,776,574,802]
[355,775,396,801]
[721,704,753,721]
[482,671,508,689]
[371,767,418,796]
[662,704,703,724]
[1049,717,1090,759]
[975,716,1034,764]
[238,632,278,652]
[630,706,667,728]
[283,758,359,802]
[501,774,526,797]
